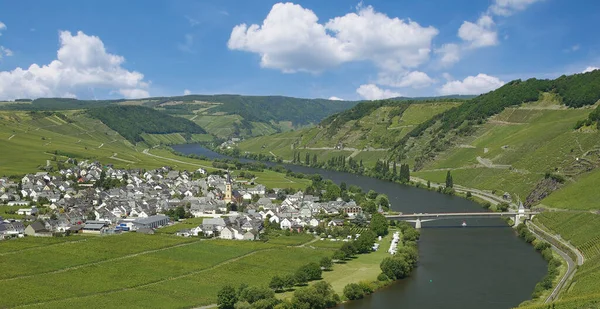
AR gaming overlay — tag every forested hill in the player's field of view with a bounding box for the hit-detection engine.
[86,106,206,143]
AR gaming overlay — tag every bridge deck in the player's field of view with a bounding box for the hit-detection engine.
[386,212,538,219]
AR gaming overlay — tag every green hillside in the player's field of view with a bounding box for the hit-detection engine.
[238,100,462,166]
[86,106,206,144]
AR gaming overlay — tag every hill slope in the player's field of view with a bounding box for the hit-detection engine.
[86,106,207,144]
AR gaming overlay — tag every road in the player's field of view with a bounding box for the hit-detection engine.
[528,221,585,266]
[527,222,576,303]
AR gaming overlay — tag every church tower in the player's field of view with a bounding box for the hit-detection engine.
[224,172,233,203]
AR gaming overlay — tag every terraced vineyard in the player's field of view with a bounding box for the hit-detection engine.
[535,212,600,259]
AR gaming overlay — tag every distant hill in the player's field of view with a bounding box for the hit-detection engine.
[87,106,206,144]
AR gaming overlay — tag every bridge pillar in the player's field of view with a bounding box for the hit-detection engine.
[415,218,422,229]
[513,214,521,227]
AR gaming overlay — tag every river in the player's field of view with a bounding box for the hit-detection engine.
[172,144,548,309]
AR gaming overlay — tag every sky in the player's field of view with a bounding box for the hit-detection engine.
[0,0,599,101]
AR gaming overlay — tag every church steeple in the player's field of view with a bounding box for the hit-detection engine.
[224,171,233,203]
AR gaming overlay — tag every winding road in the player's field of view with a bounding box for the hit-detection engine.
[527,222,577,303]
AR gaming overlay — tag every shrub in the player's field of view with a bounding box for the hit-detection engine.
[377,273,389,282]
[343,283,366,300]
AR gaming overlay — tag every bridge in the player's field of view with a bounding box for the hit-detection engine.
[385,209,539,229]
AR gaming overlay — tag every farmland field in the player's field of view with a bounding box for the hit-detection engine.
[0,232,336,308]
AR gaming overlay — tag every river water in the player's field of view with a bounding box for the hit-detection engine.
[172,144,547,309]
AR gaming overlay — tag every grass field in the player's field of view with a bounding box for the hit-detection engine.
[0,232,336,308]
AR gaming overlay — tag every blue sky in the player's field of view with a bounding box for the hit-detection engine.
[0,0,598,101]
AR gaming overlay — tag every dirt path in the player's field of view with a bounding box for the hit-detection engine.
[1,240,203,282]
[190,114,199,121]
[15,248,276,308]
[476,156,512,169]
[98,143,104,148]
[109,153,136,164]
[8,134,15,140]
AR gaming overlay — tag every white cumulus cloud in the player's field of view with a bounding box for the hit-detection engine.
[184,89,192,95]
[0,21,6,33]
[582,66,599,73]
[458,15,498,49]
[489,0,543,16]
[0,30,149,100]
[228,3,438,73]
[328,96,344,101]
[435,43,461,67]
[378,71,434,89]
[439,74,505,95]
[356,84,401,100]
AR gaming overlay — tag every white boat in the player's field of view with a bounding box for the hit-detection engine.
[461,221,467,227]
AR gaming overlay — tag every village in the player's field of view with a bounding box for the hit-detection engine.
[0,160,370,241]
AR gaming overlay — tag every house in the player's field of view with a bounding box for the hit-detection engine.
[83,223,106,234]
[328,219,344,227]
[341,203,362,217]
[132,215,169,230]
[280,218,292,230]
[243,230,257,240]
[220,226,235,239]
[309,218,320,227]
[17,207,38,216]
[24,221,52,237]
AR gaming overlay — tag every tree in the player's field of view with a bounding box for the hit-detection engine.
[320,257,333,271]
[340,182,347,192]
[380,256,411,280]
[312,154,318,166]
[238,286,274,304]
[370,213,389,237]
[217,285,237,309]
[367,190,378,200]
[376,195,389,209]
[361,200,377,214]
[332,250,346,261]
[305,153,310,165]
[282,274,296,290]
[294,268,309,286]
[299,262,322,281]
[354,230,377,253]
[343,283,366,300]
[340,242,357,258]
[323,183,341,201]
[291,281,339,309]
[445,171,453,188]
[269,276,284,291]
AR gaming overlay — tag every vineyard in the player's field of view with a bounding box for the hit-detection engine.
[0,232,338,308]
[531,212,600,307]
[535,212,600,259]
